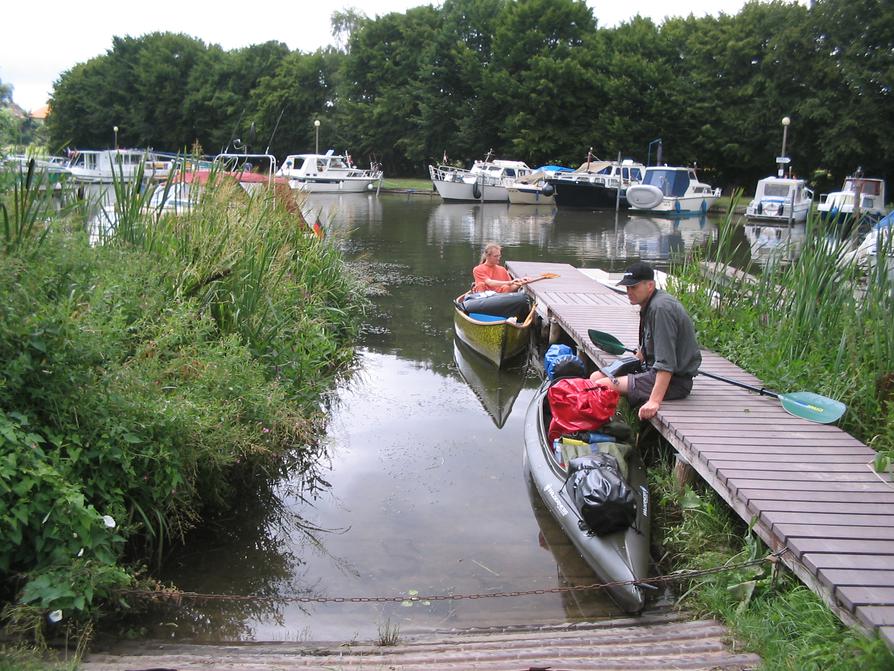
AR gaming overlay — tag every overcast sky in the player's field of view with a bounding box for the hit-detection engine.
[2,0,796,112]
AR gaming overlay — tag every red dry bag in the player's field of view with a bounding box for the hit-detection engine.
[547,378,620,442]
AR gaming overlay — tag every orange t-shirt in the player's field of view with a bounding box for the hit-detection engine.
[472,263,514,293]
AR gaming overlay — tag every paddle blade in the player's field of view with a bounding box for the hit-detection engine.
[587,329,629,356]
[779,392,846,424]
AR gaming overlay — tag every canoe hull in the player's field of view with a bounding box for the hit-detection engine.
[453,298,534,367]
[523,380,651,613]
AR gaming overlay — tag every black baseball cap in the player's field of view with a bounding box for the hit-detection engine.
[617,261,654,286]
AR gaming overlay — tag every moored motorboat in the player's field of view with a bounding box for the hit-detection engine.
[547,156,645,209]
[745,175,813,224]
[275,150,383,193]
[453,291,535,367]
[626,166,721,215]
[66,148,173,183]
[523,379,651,613]
[817,170,886,228]
[430,153,533,202]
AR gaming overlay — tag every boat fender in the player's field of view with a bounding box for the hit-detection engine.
[542,183,555,196]
[472,181,482,199]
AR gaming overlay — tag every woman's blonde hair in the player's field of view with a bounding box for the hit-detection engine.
[480,242,501,264]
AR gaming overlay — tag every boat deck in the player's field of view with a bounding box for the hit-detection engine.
[507,260,894,647]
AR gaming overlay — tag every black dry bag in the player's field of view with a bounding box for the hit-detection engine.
[568,453,636,536]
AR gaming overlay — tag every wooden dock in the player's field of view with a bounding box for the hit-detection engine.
[508,260,894,648]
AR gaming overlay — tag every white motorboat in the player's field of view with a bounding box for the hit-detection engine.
[840,211,893,273]
[66,149,173,183]
[429,154,533,202]
[275,150,383,193]
[817,171,886,227]
[626,166,721,215]
[507,168,567,205]
[1,154,70,186]
[745,176,814,224]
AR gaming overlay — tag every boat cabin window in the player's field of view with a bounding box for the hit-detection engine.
[330,157,348,169]
[504,168,516,178]
[644,169,689,196]
[763,183,792,198]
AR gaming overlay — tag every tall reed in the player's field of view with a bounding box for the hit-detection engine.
[675,209,893,463]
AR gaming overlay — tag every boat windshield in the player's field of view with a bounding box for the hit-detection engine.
[763,183,792,198]
[643,169,689,196]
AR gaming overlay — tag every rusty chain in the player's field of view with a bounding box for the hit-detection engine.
[118,548,788,606]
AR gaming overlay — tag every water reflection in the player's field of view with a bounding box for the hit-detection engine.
[128,194,728,643]
[453,338,529,428]
[744,223,807,268]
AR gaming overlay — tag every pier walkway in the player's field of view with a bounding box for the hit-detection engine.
[507,260,894,647]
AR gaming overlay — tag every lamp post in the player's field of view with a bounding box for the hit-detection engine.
[647,138,662,167]
[314,119,320,155]
[113,126,119,150]
[778,116,790,177]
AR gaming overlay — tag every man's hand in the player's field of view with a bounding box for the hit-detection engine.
[638,399,660,420]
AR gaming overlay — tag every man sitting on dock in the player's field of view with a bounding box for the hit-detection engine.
[589,262,701,420]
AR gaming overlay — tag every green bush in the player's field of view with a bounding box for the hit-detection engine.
[0,172,365,635]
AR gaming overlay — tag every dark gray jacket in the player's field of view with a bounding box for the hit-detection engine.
[639,290,701,378]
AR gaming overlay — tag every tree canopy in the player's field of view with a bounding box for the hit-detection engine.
[42,0,893,188]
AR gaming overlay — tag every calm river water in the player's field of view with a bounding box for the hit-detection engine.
[132,193,751,643]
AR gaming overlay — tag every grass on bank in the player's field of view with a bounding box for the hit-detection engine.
[644,203,893,668]
[648,448,894,671]
[0,162,366,661]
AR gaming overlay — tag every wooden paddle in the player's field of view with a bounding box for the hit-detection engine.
[522,272,560,284]
[587,328,846,424]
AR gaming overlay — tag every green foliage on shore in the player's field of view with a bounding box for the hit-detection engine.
[0,167,365,650]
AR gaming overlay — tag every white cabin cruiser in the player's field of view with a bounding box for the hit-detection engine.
[817,172,886,226]
[276,150,383,193]
[429,156,533,202]
[745,176,814,224]
[67,149,173,183]
[626,166,721,215]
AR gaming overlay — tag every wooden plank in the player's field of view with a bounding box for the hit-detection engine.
[719,469,886,484]
[753,500,894,515]
[789,537,894,556]
[711,461,878,473]
[803,554,894,572]
[856,607,894,627]
[762,512,894,528]
[775,524,894,541]
[705,453,873,464]
[819,570,894,587]
[838,587,894,611]
[731,479,893,493]
[738,488,894,504]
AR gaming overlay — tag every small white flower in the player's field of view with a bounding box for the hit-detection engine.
[102,515,116,528]
[48,610,63,623]
[77,548,84,557]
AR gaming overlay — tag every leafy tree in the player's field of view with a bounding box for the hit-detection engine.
[336,5,441,172]
[487,0,602,165]
[249,48,345,160]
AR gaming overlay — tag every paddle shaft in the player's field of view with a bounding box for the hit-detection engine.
[696,369,779,399]
[588,328,842,420]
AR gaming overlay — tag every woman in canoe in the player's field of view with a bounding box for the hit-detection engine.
[472,243,531,292]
